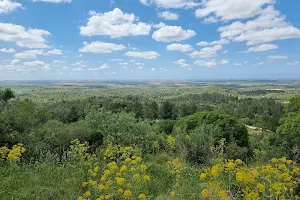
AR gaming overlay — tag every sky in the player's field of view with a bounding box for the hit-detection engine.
[0,0,300,80]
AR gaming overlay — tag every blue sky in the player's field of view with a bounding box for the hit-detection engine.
[0,0,300,80]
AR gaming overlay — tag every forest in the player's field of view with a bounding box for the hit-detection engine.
[0,81,300,200]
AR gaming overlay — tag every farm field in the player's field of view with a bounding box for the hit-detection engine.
[1,80,300,199]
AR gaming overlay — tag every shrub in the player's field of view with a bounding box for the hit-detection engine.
[200,157,300,200]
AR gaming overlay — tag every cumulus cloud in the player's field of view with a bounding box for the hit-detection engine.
[190,45,223,58]
[0,48,15,53]
[0,0,22,14]
[45,49,63,55]
[194,60,216,68]
[196,0,274,21]
[218,6,300,45]
[166,43,193,52]
[0,59,51,72]
[119,62,128,65]
[220,59,229,64]
[173,59,190,67]
[197,39,229,46]
[124,51,160,59]
[33,0,71,3]
[88,64,110,70]
[72,67,84,71]
[158,11,179,20]
[0,22,50,48]
[268,55,288,60]
[152,25,196,42]
[245,44,278,52]
[23,60,50,71]
[234,63,242,66]
[79,41,126,54]
[71,61,86,67]
[287,61,300,66]
[140,0,199,9]
[152,22,166,29]
[15,49,44,59]
[80,8,151,38]
[53,60,66,64]
[203,16,218,24]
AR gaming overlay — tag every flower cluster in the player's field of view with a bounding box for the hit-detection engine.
[103,142,135,163]
[0,144,25,162]
[167,158,184,180]
[68,139,97,166]
[78,143,151,200]
[200,158,300,200]
[167,136,176,150]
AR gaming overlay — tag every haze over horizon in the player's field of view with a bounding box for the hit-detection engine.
[1,0,300,80]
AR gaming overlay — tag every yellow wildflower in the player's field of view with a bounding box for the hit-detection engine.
[138,193,146,199]
[143,175,151,182]
[117,177,126,185]
[123,190,132,198]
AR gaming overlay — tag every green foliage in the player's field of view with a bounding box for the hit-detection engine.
[174,111,250,163]
[158,120,176,134]
[25,120,91,158]
[276,96,300,162]
[0,88,15,103]
[85,107,159,153]
[284,95,300,113]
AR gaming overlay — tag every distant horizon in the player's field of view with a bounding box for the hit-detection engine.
[1,0,300,80]
[1,79,300,82]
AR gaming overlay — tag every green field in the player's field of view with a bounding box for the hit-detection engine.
[1,80,300,200]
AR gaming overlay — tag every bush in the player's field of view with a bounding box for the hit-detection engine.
[173,111,250,163]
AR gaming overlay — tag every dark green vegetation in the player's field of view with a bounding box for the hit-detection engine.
[1,80,300,199]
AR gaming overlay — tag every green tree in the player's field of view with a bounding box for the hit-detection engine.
[0,88,15,102]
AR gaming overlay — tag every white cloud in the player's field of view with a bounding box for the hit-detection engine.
[0,48,15,53]
[256,62,264,65]
[14,49,44,59]
[190,45,223,58]
[234,63,242,66]
[80,8,151,38]
[287,61,300,66]
[33,0,71,3]
[53,60,66,64]
[268,55,288,60]
[23,60,50,71]
[124,51,160,59]
[0,22,50,48]
[119,62,128,65]
[218,6,300,45]
[45,49,63,55]
[166,43,193,52]
[152,22,166,29]
[152,25,196,42]
[245,44,278,52]
[140,0,199,9]
[88,64,110,71]
[158,11,179,20]
[195,0,274,21]
[110,58,124,62]
[79,41,126,54]
[0,59,51,72]
[72,67,84,71]
[151,68,155,71]
[71,61,86,67]
[197,39,229,46]
[173,59,190,67]
[194,60,216,68]
[220,59,229,64]
[0,0,22,14]
[203,16,218,24]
